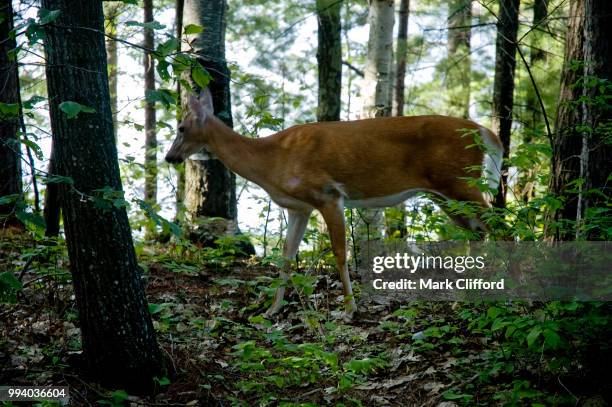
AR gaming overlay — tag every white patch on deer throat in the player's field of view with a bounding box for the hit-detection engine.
[188,152,210,161]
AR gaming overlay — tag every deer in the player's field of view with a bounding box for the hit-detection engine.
[165,88,503,319]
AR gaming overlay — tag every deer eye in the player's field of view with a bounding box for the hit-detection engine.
[178,126,185,133]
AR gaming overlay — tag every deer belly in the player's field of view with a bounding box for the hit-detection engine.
[345,189,422,208]
[269,192,313,211]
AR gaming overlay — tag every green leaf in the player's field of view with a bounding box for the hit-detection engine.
[526,326,542,347]
[22,95,46,109]
[184,24,204,34]
[156,38,179,57]
[44,175,74,185]
[0,272,22,291]
[156,58,171,81]
[38,9,61,25]
[486,306,503,319]
[0,271,23,303]
[148,303,164,314]
[171,54,192,76]
[59,101,95,119]
[111,390,129,403]
[0,102,19,117]
[442,390,473,401]
[343,357,383,374]
[125,20,166,30]
[543,329,562,349]
[16,210,46,230]
[192,63,211,89]
[0,194,19,206]
[145,89,177,108]
[154,376,171,386]
[20,137,44,160]
[90,186,128,211]
[491,318,509,332]
[136,199,182,237]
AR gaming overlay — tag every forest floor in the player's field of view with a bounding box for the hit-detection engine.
[1,231,610,406]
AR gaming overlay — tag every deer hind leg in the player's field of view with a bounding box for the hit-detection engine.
[318,199,357,319]
[265,208,312,317]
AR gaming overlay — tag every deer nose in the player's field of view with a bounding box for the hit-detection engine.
[165,154,184,164]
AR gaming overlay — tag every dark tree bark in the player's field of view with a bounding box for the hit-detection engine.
[386,0,410,238]
[492,0,520,208]
[519,0,548,202]
[549,0,612,240]
[175,0,185,221]
[316,0,342,122]
[525,0,547,127]
[394,0,409,116]
[447,0,471,118]
[314,0,342,251]
[183,0,238,241]
[143,0,157,238]
[43,143,61,237]
[104,1,121,140]
[0,0,23,228]
[42,0,163,391]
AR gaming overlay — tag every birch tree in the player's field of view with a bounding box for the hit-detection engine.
[359,0,395,241]
[362,0,395,118]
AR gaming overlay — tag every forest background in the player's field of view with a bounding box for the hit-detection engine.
[0,0,610,405]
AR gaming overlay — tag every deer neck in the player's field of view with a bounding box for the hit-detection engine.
[202,117,268,184]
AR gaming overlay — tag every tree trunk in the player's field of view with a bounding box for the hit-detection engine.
[103,2,121,141]
[182,0,238,244]
[143,0,157,238]
[0,0,23,228]
[549,0,612,240]
[362,0,395,118]
[394,0,409,116]
[43,142,61,237]
[386,0,409,239]
[42,0,163,392]
[175,0,185,222]
[316,0,342,122]
[518,0,547,202]
[525,0,547,128]
[492,0,520,208]
[315,0,342,251]
[359,0,395,242]
[446,0,471,118]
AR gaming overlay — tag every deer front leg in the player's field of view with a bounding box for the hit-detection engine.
[265,208,312,317]
[319,200,357,319]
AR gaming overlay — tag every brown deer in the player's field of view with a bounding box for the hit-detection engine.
[165,88,503,318]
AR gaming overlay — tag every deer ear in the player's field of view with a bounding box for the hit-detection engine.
[188,94,205,118]
[198,88,214,114]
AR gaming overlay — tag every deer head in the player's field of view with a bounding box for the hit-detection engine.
[165,88,214,164]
